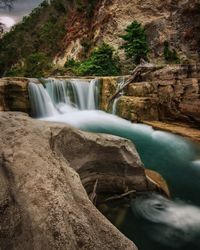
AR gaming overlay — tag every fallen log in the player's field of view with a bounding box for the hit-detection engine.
[107,59,158,109]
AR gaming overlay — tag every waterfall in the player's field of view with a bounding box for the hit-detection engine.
[112,97,120,114]
[28,82,58,118]
[46,79,71,105]
[111,76,125,114]
[28,78,99,118]
[70,79,91,110]
[88,78,99,110]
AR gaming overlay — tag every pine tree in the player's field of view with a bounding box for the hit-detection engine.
[120,21,149,64]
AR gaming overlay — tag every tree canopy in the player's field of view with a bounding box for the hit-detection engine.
[120,20,149,64]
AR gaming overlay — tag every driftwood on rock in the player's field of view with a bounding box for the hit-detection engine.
[108,59,157,108]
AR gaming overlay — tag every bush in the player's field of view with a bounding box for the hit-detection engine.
[120,20,149,64]
[23,52,52,77]
[163,41,180,63]
[67,43,121,76]
[6,52,52,77]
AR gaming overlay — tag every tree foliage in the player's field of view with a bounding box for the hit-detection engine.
[120,20,149,64]
[6,52,52,77]
[0,0,67,76]
[65,43,121,76]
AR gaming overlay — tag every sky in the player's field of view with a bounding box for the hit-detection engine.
[0,0,43,28]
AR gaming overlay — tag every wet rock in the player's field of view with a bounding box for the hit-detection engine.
[145,169,170,197]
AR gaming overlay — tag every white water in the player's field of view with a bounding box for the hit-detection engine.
[111,76,125,114]
[28,82,58,118]
[28,78,99,117]
[131,194,200,248]
[28,79,200,250]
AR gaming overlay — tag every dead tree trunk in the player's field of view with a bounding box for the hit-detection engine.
[108,60,157,109]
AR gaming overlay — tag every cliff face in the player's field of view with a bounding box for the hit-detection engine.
[1,0,200,76]
[55,0,200,66]
[99,64,200,126]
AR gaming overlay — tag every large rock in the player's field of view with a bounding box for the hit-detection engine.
[0,112,162,250]
[0,78,30,113]
[51,125,157,195]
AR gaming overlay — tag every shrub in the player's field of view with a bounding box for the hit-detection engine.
[73,43,121,76]
[24,52,52,77]
[120,20,149,64]
[163,41,180,63]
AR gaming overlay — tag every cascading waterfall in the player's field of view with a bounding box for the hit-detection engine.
[28,78,100,117]
[111,76,125,114]
[88,78,99,110]
[28,82,58,118]
[28,78,200,250]
[112,97,120,115]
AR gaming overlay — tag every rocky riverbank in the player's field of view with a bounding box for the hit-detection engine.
[0,112,169,250]
[144,121,200,144]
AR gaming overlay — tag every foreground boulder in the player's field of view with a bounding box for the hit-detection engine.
[0,112,167,250]
[0,112,140,250]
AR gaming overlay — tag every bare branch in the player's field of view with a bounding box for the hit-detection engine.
[108,59,156,108]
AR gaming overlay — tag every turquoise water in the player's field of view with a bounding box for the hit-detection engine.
[43,110,200,250]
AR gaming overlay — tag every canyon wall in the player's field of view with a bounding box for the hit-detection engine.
[55,0,200,68]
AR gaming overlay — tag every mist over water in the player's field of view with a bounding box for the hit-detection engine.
[28,79,200,250]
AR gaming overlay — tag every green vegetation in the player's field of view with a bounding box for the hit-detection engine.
[7,52,52,77]
[163,41,180,64]
[120,20,149,64]
[65,43,121,76]
[0,0,67,77]
[75,0,98,16]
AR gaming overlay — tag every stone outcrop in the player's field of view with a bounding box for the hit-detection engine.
[51,126,158,196]
[0,77,30,113]
[0,112,166,250]
[100,64,200,126]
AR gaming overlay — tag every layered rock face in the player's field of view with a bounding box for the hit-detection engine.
[0,112,164,250]
[100,64,200,125]
[56,0,200,66]
[0,78,30,113]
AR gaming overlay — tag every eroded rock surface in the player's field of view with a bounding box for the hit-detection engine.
[0,112,164,250]
[0,78,30,113]
[101,64,200,126]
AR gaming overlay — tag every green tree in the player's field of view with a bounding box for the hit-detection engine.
[70,43,121,76]
[120,21,149,64]
[24,52,52,77]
